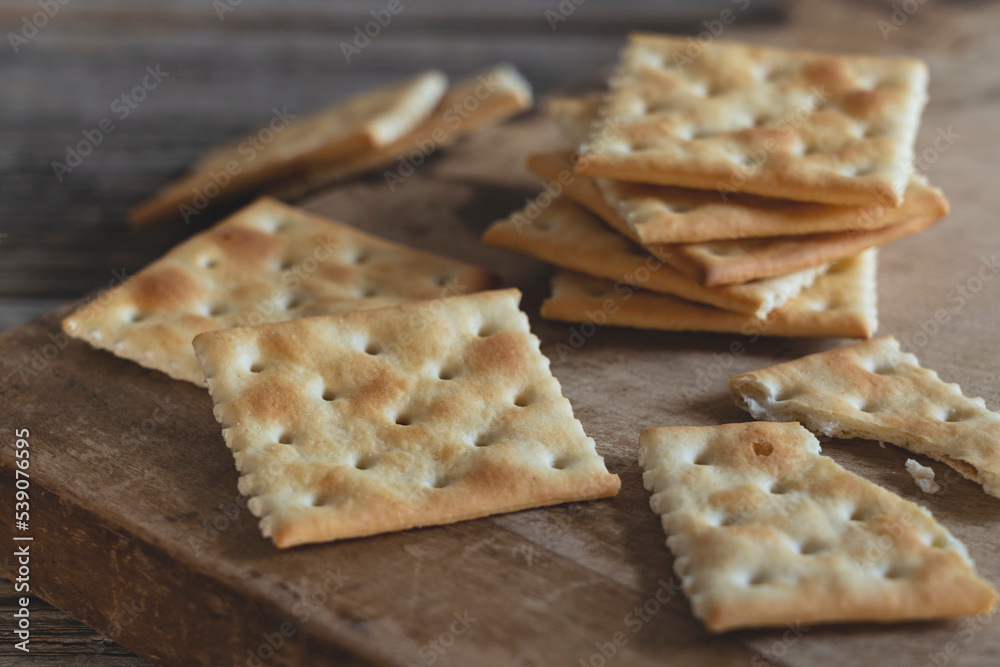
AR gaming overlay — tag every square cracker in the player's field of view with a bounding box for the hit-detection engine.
[526,150,939,285]
[192,288,621,548]
[540,249,878,339]
[576,33,929,206]
[483,196,828,318]
[63,197,497,385]
[730,336,1000,498]
[638,421,996,632]
[130,70,449,226]
[541,100,948,246]
[270,64,533,200]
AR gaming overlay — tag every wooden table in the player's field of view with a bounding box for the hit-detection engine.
[3,1,1000,665]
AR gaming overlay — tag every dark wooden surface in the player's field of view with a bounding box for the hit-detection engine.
[4,108,1000,666]
[0,579,143,666]
[3,0,1000,665]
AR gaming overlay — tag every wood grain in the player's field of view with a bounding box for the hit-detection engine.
[3,101,1000,664]
[0,578,147,666]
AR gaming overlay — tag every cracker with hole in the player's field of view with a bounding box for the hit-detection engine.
[192,288,621,548]
[542,98,948,248]
[63,197,497,385]
[638,421,996,632]
[576,33,929,206]
[525,150,943,285]
[730,336,1000,498]
[541,250,878,339]
[271,64,533,200]
[483,196,828,318]
[130,70,449,226]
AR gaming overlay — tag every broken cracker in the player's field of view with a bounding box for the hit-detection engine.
[541,250,878,339]
[577,33,929,206]
[730,336,1000,498]
[639,421,996,632]
[64,197,497,385]
[192,288,620,548]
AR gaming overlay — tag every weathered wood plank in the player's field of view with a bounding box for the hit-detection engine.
[0,578,148,666]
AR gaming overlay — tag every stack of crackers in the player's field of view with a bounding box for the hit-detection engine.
[131,65,533,226]
[485,34,949,339]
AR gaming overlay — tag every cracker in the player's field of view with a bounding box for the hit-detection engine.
[129,70,449,226]
[483,197,828,318]
[667,215,939,286]
[730,336,1000,498]
[526,150,942,286]
[541,250,878,339]
[638,421,996,632]
[576,33,929,206]
[543,100,948,246]
[192,288,620,548]
[270,64,533,200]
[64,197,497,385]
[596,176,948,244]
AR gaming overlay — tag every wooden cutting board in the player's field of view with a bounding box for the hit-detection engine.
[2,101,1000,666]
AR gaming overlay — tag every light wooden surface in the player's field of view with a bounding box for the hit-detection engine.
[3,0,1000,665]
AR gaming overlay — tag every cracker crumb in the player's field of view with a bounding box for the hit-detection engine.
[905,459,940,494]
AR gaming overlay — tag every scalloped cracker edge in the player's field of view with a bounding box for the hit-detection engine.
[638,421,996,632]
[192,288,620,548]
